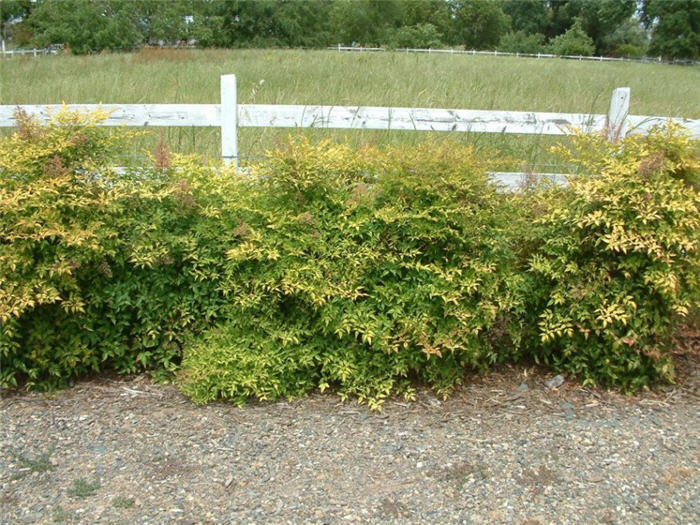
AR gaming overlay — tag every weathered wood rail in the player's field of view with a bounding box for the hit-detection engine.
[1,75,698,169]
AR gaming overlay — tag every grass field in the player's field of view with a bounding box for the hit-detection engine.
[2,48,699,167]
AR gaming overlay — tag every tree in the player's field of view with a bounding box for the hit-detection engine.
[329,0,404,45]
[548,17,595,56]
[134,0,193,44]
[215,0,334,48]
[553,0,636,53]
[386,22,444,49]
[27,0,143,53]
[451,0,511,49]
[599,17,649,57]
[498,30,546,54]
[0,0,33,44]
[401,0,452,39]
[502,0,549,36]
[189,0,228,47]
[642,0,700,59]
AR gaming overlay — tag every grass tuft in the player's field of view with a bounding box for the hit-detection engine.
[112,495,135,509]
[67,477,100,499]
[10,446,56,480]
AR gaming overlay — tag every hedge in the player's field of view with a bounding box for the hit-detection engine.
[1,109,697,407]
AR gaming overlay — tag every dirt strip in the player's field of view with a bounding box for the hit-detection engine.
[1,354,698,525]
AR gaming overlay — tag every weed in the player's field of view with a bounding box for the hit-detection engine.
[52,506,76,523]
[660,465,694,485]
[516,465,560,495]
[377,497,410,518]
[67,477,100,498]
[0,491,19,506]
[10,446,55,480]
[112,495,135,509]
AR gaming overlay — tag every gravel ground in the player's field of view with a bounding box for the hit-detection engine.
[1,352,698,525]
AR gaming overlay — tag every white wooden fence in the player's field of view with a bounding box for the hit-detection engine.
[0,42,59,58]
[4,42,697,66]
[1,74,698,182]
[333,45,700,66]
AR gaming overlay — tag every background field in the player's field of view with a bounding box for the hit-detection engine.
[2,48,699,167]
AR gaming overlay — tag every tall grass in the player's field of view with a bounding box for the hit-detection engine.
[2,48,699,166]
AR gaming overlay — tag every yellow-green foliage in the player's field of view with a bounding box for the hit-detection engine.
[0,109,236,388]
[2,110,696,402]
[180,138,526,409]
[0,109,136,386]
[526,125,699,389]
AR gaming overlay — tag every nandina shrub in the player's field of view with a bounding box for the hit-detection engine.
[177,315,324,405]
[4,109,696,401]
[524,124,699,390]
[0,109,236,389]
[179,138,527,408]
[0,108,138,387]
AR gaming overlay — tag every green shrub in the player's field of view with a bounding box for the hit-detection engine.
[0,109,235,389]
[611,43,646,58]
[0,108,136,388]
[179,138,526,408]
[178,315,326,405]
[525,124,699,389]
[498,31,546,54]
[548,18,596,56]
[386,23,444,49]
[3,109,696,403]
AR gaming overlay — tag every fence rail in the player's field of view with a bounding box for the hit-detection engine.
[1,46,57,58]
[4,43,698,66]
[1,75,698,169]
[332,45,700,66]
[3,103,697,136]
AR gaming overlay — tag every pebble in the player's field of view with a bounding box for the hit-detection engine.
[544,375,565,389]
[1,370,697,524]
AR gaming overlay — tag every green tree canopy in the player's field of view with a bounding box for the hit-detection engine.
[1,0,33,43]
[549,0,637,54]
[498,30,546,54]
[502,0,549,36]
[451,0,511,49]
[28,0,142,54]
[642,0,700,59]
[18,0,691,59]
[548,17,595,56]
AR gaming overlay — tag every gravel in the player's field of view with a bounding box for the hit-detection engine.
[1,354,698,525]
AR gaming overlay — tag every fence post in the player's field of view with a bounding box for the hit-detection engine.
[220,74,238,167]
[607,87,630,142]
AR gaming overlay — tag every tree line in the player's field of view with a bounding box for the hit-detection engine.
[1,0,698,59]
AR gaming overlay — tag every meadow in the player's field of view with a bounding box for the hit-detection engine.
[2,47,699,167]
